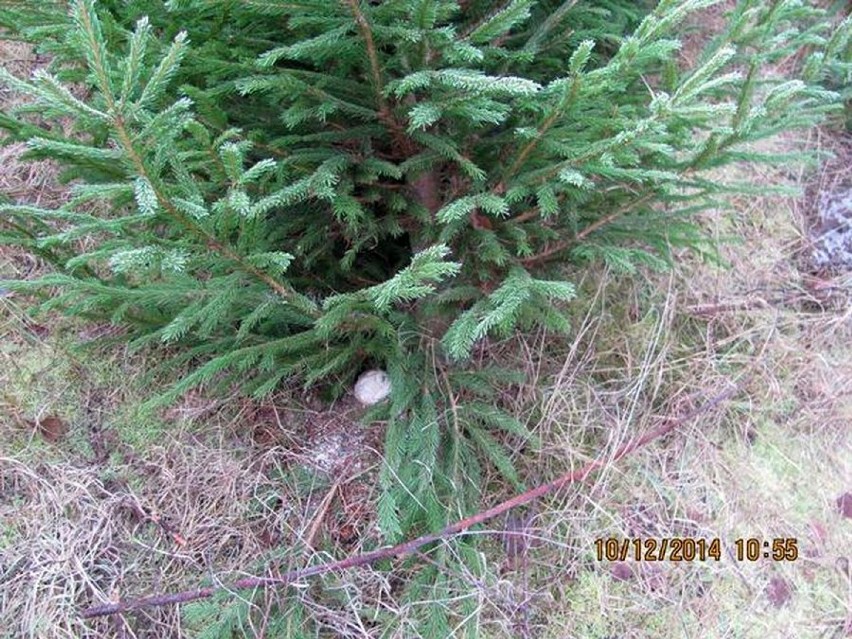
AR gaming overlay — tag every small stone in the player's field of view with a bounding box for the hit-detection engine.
[354,369,391,406]
[812,187,852,271]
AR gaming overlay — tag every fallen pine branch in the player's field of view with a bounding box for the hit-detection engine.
[81,376,748,619]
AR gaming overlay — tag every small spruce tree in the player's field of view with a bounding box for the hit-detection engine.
[0,0,849,633]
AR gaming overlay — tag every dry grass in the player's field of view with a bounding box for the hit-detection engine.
[0,39,67,209]
[0,335,390,638]
[490,126,852,637]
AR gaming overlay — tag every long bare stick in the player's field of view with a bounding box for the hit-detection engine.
[81,377,746,619]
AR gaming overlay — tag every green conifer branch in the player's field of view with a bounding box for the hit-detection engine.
[115,111,317,317]
[68,0,319,316]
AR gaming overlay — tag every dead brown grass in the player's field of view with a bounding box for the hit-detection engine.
[505,121,852,637]
[0,38,67,209]
[0,401,390,638]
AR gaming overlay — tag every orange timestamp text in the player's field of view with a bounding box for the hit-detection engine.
[594,538,799,562]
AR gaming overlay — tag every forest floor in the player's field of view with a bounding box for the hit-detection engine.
[1,10,851,639]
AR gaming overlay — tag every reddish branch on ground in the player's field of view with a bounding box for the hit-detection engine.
[81,377,748,619]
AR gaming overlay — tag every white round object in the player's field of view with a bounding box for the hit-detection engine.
[354,369,391,405]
